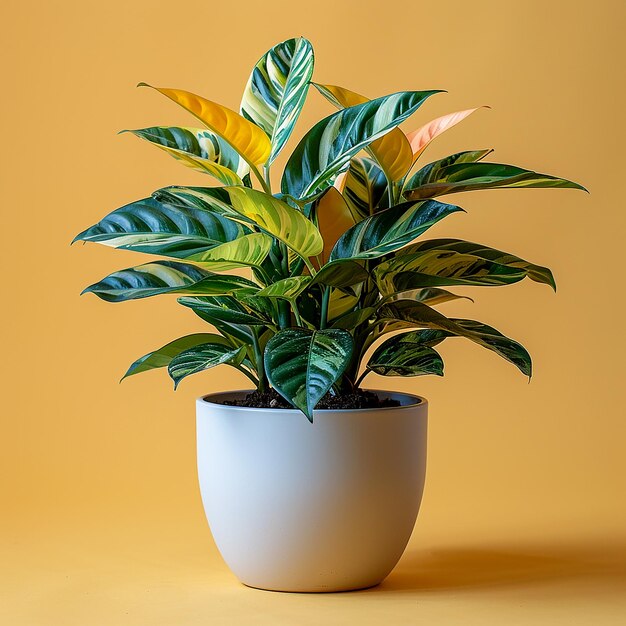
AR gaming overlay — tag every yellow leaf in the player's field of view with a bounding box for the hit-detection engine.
[315,187,357,265]
[139,83,271,167]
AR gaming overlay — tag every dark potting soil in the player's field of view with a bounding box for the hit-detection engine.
[220,389,402,410]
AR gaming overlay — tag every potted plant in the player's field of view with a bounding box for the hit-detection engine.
[74,37,585,592]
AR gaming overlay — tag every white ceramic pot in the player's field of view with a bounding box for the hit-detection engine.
[196,390,428,592]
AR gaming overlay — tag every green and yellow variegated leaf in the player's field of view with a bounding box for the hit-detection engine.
[122,333,231,379]
[241,37,314,164]
[377,301,531,376]
[122,126,248,185]
[73,195,245,258]
[385,287,473,306]
[309,260,369,289]
[139,83,271,169]
[168,343,247,388]
[328,289,360,321]
[341,157,388,221]
[406,108,484,163]
[404,161,587,200]
[162,186,323,263]
[330,199,463,261]
[178,296,269,327]
[186,233,272,271]
[374,250,527,294]
[313,83,413,181]
[314,187,357,264]
[254,276,312,302]
[82,260,256,302]
[264,328,354,420]
[282,89,441,200]
[367,333,444,377]
[398,239,556,290]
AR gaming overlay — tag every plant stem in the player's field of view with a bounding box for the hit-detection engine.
[251,329,267,392]
[320,286,331,329]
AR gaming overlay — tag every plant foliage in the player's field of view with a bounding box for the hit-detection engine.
[75,37,585,420]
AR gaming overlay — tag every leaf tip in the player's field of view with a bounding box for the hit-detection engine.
[136,81,150,89]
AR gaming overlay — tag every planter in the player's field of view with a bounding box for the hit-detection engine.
[196,389,428,592]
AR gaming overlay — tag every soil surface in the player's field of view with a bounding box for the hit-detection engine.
[220,389,402,410]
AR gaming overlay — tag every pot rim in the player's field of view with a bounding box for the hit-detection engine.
[197,389,427,414]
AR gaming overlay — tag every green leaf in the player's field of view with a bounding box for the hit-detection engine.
[377,301,531,376]
[178,295,269,327]
[73,195,245,258]
[121,126,247,185]
[264,329,354,420]
[168,343,246,388]
[254,276,312,302]
[404,161,587,200]
[374,250,527,294]
[330,199,463,261]
[384,287,473,307]
[160,186,323,264]
[186,233,273,271]
[398,238,556,290]
[340,157,388,220]
[282,89,442,200]
[122,333,230,379]
[330,306,376,329]
[367,334,444,377]
[241,37,314,164]
[82,261,256,302]
[309,260,369,289]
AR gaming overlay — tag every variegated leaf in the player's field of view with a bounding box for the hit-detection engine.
[82,261,256,302]
[186,233,272,271]
[367,334,444,377]
[178,296,269,327]
[374,250,526,294]
[122,333,231,379]
[160,186,323,264]
[241,37,314,164]
[313,83,413,181]
[385,287,473,306]
[168,343,247,388]
[282,89,441,200]
[264,328,354,420]
[309,260,369,289]
[73,194,245,258]
[406,108,484,163]
[377,301,531,376]
[398,239,556,290]
[139,84,271,171]
[330,199,463,261]
[254,276,312,302]
[121,126,248,185]
[341,157,389,221]
[404,161,587,200]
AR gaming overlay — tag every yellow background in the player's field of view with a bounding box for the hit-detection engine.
[2,0,625,623]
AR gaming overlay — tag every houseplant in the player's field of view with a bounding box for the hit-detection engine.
[74,37,585,591]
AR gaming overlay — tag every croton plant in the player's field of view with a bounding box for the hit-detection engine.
[74,37,585,420]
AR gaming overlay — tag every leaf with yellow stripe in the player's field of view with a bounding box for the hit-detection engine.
[186,232,273,271]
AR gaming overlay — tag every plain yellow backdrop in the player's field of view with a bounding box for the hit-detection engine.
[1,0,625,623]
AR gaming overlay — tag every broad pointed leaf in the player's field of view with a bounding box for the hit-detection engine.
[82,261,256,302]
[73,195,245,258]
[282,89,441,200]
[186,233,272,271]
[254,276,312,302]
[313,83,413,181]
[168,343,246,388]
[123,333,231,379]
[330,199,463,261]
[178,295,269,326]
[241,37,314,164]
[378,301,531,376]
[264,328,354,420]
[121,126,248,185]
[309,260,369,289]
[314,187,357,264]
[385,287,473,306]
[374,250,527,294]
[405,161,586,200]
[367,334,444,377]
[398,238,556,290]
[406,108,484,163]
[139,83,271,169]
